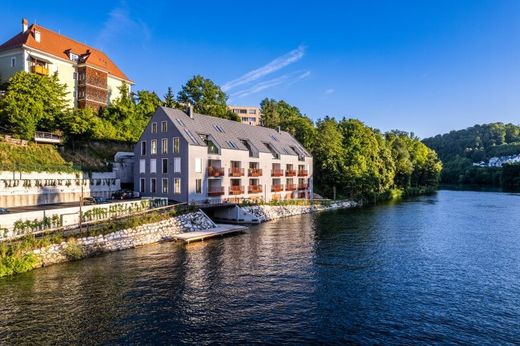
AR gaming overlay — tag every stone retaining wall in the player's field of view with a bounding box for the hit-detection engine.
[33,211,215,267]
[241,200,358,222]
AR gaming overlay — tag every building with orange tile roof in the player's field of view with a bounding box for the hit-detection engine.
[0,18,133,110]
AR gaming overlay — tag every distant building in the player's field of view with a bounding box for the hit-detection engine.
[228,106,262,126]
[0,18,133,110]
[134,106,313,204]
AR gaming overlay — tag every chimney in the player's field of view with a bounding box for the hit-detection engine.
[187,104,194,119]
[22,18,28,33]
[34,29,41,42]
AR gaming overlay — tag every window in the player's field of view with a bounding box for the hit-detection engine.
[10,57,16,68]
[227,141,238,149]
[239,109,247,114]
[162,158,168,174]
[161,121,168,132]
[196,179,202,194]
[162,138,168,154]
[141,141,147,155]
[150,159,157,174]
[151,140,157,155]
[264,142,279,159]
[184,129,198,144]
[213,124,225,133]
[139,159,145,173]
[139,178,145,193]
[79,73,85,81]
[174,158,181,173]
[69,53,79,62]
[151,178,156,194]
[174,178,181,194]
[195,158,202,173]
[173,137,180,153]
[176,118,186,127]
[248,109,257,115]
[162,178,168,193]
[241,117,248,122]
[79,91,85,98]
[270,134,279,142]
[151,123,157,133]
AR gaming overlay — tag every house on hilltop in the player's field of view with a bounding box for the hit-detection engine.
[134,107,313,204]
[0,18,133,110]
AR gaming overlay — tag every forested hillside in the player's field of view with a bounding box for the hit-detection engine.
[423,123,520,185]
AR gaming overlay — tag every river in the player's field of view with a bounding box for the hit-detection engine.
[1,190,519,344]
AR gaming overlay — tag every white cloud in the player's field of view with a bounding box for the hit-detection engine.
[324,88,335,95]
[222,44,306,92]
[230,70,311,99]
[95,2,150,49]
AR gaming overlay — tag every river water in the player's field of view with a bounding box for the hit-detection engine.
[1,190,520,344]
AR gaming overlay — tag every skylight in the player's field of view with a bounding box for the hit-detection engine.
[184,129,198,144]
[176,118,186,127]
[213,124,225,133]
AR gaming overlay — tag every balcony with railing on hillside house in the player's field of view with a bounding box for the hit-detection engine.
[286,164,296,177]
[208,160,224,177]
[30,56,50,76]
[271,163,284,177]
[248,184,263,194]
[271,177,284,192]
[208,179,225,196]
[34,131,63,144]
[229,184,245,195]
[286,183,297,191]
[298,165,308,176]
[248,162,262,177]
[229,161,244,177]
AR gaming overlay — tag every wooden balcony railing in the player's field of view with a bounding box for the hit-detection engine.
[31,65,49,76]
[286,184,297,191]
[229,167,245,177]
[286,169,297,177]
[248,185,263,194]
[271,169,284,177]
[208,186,225,196]
[229,186,245,195]
[271,184,284,192]
[298,184,309,190]
[248,168,263,177]
[208,167,225,177]
[298,170,309,176]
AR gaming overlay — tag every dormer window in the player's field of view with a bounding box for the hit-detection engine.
[69,52,79,62]
[34,29,41,42]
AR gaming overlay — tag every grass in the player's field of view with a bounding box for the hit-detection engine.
[61,140,134,171]
[0,141,77,172]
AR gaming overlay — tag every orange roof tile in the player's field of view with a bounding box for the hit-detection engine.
[0,23,131,82]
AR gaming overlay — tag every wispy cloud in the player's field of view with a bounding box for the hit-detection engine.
[230,70,311,99]
[95,2,150,49]
[324,88,335,95]
[222,45,306,92]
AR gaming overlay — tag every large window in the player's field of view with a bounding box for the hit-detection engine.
[151,122,157,133]
[174,157,181,173]
[162,138,168,154]
[151,140,157,155]
[173,137,180,153]
[196,179,202,194]
[150,159,157,174]
[162,158,168,174]
[151,178,156,193]
[161,121,168,132]
[139,159,146,173]
[174,178,181,194]
[195,158,202,173]
[162,178,168,193]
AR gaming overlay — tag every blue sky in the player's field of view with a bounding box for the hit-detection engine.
[2,0,520,138]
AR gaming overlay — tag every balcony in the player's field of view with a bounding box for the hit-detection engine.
[248,185,263,194]
[298,184,309,190]
[229,167,245,177]
[208,167,225,177]
[271,169,284,177]
[286,169,297,177]
[271,184,284,192]
[208,186,225,196]
[34,131,63,144]
[31,65,49,76]
[286,184,297,191]
[229,186,245,195]
[298,170,308,177]
[248,168,263,177]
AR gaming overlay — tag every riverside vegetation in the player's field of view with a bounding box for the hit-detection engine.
[0,72,442,199]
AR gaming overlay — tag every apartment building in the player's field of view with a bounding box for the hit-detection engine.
[0,18,132,109]
[134,107,313,204]
[228,106,262,126]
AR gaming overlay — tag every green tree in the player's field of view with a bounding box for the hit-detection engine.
[177,75,239,121]
[0,71,68,139]
[163,87,176,108]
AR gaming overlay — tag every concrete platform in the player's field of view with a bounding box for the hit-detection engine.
[173,224,249,243]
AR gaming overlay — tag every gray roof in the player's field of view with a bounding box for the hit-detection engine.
[158,107,311,158]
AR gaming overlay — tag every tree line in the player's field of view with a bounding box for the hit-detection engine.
[0,71,442,200]
[423,123,520,186]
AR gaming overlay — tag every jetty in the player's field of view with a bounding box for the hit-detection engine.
[173,224,248,243]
